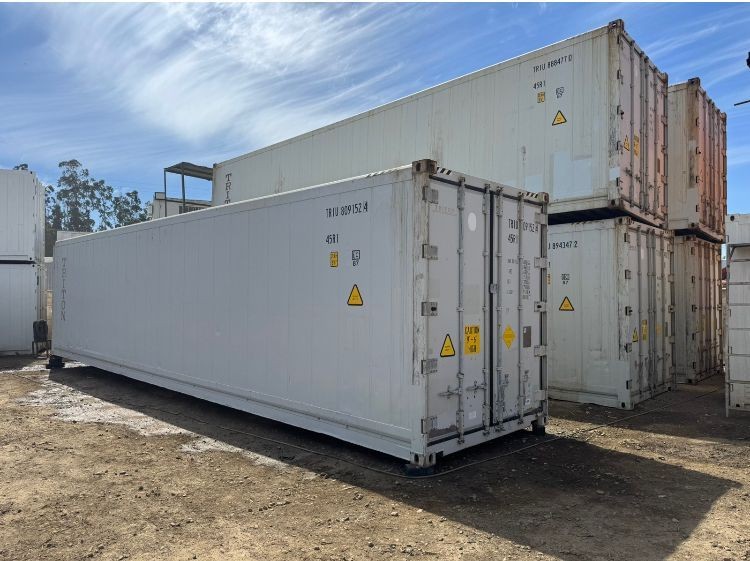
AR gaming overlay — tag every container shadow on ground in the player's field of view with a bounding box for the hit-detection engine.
[550,375,750,444]
[48,365,742,561]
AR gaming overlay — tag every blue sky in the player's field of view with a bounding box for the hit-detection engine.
[0,3,748,209]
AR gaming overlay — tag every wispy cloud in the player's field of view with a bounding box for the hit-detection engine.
[39,4,423,147]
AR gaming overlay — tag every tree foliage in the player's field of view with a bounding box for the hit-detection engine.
[39,160,150,256]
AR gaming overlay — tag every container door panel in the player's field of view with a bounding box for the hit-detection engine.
[425,180,488,440]
[494,192,544,422]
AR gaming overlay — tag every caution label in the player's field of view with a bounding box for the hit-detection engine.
[330,251,338,268]
[633,135,640,157]
[623,136,630,151]
[440,334,456,357]
[502,325,516,349]
[559,296,574,311]
[552,110,567,126]
[347,284,363,306]
[641,320,648,341]
[632,328,639,343]
[537,91,545,103]
[464,325,480,355]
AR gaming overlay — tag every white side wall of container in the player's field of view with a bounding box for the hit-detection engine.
[0,264,39,354]
[667,79,727,242]
[214,20,666,226]
[53,162,548,466]
[726,214,750,414]
[547,218,673,409]
[0,169,44,262]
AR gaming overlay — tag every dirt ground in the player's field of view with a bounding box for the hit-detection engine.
[0,356,748,561]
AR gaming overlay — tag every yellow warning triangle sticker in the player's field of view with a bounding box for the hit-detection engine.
[623,135,630,151]
[559,296,574,311]
[440,334,456,357]
[347,284,363,306]
[552,110,567,126]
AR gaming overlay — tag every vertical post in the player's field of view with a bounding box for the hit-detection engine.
[181,164,186,215]
[163,169,168,218]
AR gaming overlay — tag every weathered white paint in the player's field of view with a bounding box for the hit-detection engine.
[667,79,727,242]
[213,21,666,226]
[547,218,673,409]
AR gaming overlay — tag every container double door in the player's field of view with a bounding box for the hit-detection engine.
[421,177,545,442]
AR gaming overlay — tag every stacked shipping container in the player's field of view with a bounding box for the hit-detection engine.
[667,80,726,384]
[210,20,674,409]
[725,214,750,414]
[0,169,44,354]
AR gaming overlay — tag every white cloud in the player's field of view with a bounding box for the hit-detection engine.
[39,3,423,147]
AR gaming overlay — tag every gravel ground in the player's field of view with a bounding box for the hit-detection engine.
[0,355,748,561]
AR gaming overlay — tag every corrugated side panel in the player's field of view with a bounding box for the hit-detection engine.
[0,170,43,262]
[547,218,673,409]
[727,245,750,412]
[54,168,421,461]
[667,80,726,241]
[673,237,723,383]
[213,22,664,225]
[0,264,38,353]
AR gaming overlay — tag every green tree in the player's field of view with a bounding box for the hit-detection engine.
[112,190,149,227]
[54,160,113,232]
[39,160,149,255]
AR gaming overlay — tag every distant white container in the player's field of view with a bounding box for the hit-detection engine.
[0,264,39,354]
[0,169,44,262]
[725,214,750,414]
[547,218,674,409]
[672,236,723,384]
[53,161,549,466]
[56,231,88,243]
[667,79,726,242]
[726,213,750,246]
[213,20,667,227]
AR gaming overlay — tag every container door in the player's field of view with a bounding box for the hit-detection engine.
[492,190,545,425]
[424,178,490,441]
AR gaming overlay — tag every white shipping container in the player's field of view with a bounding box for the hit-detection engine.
[673,236,723,384]
[725,214,750,414]
[0,264,40,354]
[0,169,44,262]
[547,218,673,409]
[726,213,750,246]
[214,20,667,226]
[53,161,549,467]
[667,79,727,242]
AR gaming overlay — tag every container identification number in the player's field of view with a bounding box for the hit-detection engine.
[533,54,573,73]
[326,201,368,219]
[549,240,578,250]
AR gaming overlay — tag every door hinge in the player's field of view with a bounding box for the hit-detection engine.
[421,359,438,375]
[489,283,499,294]
[534,257,548,268]
[422,244,438,260]
[534,301,547,313]
[534,212,548,225]
[624,269,632,279]
[625,306,633,316]
[534,345,547,357]
[421,416,437,434]
[423,186,439,204]
[421,302,438,316]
